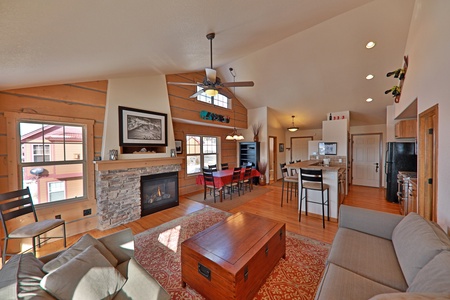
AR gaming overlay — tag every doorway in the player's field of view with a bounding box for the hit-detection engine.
[418,104,438,221]
[269,136,277,184]
[351,133,382,187]
[290,136,313,162]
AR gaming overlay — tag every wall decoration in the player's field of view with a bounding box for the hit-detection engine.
[200,110,230,123]
[175,140,183,154]
[170,149,176,157]
[279,143,284,152]
[385,55,408,103]
[119,106,167,146]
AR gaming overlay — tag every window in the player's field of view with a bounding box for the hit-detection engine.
[196,87,230,109]
[19,122,86,205]
[186,135,218,175]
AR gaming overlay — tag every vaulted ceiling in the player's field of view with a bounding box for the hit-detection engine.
[0,0,415,129]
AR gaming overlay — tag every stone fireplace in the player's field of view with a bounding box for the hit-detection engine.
[94,157,182,230]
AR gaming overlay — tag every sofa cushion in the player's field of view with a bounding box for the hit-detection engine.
[43,233,118,273]
[315,263,399,300]
[0,253,55,300]
[40,245,126,300]
[99,228,134,264]
[407,251,450,293]
[114,258,170,300]
[369,292,450,299]
[327,228,407,291]
[392,213,450,285]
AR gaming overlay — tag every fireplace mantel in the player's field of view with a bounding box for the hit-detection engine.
[94,157,183,172]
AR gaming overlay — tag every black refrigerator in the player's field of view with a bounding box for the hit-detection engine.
[385,142,417,202]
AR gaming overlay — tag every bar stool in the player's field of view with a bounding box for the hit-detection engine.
[280,164,298,206]
[299,168,329,228]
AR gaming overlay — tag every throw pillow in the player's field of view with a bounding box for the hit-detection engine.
[40,245,126,300]
[392,212,450,285]
[407,251,450,293]
[0,253,54,300]
[43,233,118,273]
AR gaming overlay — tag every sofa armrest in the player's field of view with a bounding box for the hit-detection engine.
[98,228,135,264]
[339,205,404,240]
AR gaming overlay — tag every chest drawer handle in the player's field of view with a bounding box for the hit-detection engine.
[198,263,211,281]
[265,244,269,256]
[279,229,283,240]
[244,266,249,281]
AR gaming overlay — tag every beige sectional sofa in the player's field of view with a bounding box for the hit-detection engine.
[315,205,450,300]
[0,228,170,300]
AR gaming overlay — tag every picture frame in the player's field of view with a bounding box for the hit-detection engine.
[170,149,176,157]
[175,140,183,154]
[279,143,284,152]
[119,106,167,146]
[318,142,337,155]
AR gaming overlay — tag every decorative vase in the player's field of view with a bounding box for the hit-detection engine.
[253,135,259,142]
[259,174,266,186]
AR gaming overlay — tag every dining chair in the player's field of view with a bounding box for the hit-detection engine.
[208,164,218,172]
[203,169,222,203]
[240,166,253,194]
[225,167,241,200]
[299,168,330,228]
[280,164,298,206]
[220,163,229,170]
[0,187,67,264]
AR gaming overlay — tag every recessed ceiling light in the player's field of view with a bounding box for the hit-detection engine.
[366,41,376,49]
[366,74,374,80]
[366,98,373,102]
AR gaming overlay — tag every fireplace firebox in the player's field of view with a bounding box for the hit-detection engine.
[140,171,179,216]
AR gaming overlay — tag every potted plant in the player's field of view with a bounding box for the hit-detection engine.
[258,161,267,186]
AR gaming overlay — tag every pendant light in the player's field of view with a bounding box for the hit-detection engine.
[287,115,299,132]
[226,68,244,140]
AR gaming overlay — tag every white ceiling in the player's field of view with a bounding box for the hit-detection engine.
[0,0,415,129]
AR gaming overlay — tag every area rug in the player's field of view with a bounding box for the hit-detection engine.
[134,206,330,300]
[186,185,270,211]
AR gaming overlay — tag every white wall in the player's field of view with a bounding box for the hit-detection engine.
[323,119,348,156]
[397,0,450,231]
[267,107,286,180]
[102,75,175,159]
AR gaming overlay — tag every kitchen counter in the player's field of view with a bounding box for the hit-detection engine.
[286,160,346,172]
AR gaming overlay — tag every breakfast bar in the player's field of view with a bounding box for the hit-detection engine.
[286,160,346,221]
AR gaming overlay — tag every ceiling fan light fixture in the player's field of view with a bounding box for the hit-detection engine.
[287,115,299,132]
[205,89,218,97]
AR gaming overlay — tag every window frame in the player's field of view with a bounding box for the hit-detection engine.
[5,112,95,208]
[185,135,218,175]
[196,87,230,109]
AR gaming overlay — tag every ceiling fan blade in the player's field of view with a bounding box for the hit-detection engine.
[217,88,234,99]
[190,89,205,98]
[205,68,216,83]
[167,82,199,86]
[221,81,255,87]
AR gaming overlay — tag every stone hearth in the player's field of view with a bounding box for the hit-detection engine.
[94,157,182,230]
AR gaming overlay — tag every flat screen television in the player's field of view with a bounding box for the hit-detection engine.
[318,142,337,155]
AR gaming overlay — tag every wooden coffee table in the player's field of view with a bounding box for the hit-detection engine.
[181,212,286,300]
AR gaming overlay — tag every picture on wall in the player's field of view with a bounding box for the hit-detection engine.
[175,140,183,154]
[119,106,167,146]
[279,143,284,152]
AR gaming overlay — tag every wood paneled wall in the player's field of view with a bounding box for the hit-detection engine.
[0,81,107,239]
[173,122,240,195]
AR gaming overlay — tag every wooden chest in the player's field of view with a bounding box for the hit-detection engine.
[181,212,286,300]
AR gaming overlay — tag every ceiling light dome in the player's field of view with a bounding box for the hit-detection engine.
[366,41,376,49]
[287,115,299,132]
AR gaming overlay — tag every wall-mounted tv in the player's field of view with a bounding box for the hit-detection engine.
[318,142,337,155]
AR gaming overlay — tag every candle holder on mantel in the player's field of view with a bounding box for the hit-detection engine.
[109,149,118,160]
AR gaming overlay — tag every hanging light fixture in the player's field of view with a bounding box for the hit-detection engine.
[226,67,244,141]
[288,115,299,132]
[226,110,244,140]
[205,89,218,97]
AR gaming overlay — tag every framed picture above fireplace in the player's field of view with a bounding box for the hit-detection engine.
[119,106,168,147]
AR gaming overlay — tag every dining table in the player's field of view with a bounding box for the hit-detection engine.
[195,167,261,188]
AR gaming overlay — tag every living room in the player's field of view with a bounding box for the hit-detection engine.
[1,0,450,299]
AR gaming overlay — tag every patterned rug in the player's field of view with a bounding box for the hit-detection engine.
[135,207,330,299]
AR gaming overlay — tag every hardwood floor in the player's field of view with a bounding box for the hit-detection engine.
[34,182,400,258]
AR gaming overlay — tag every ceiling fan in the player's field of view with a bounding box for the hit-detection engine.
[167,33,254,99]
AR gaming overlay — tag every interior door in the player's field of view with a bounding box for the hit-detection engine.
[291,137,312,162]
[418,104,438,221]
[352,134,381,187]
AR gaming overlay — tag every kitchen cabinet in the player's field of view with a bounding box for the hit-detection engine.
[395,119,417,139]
